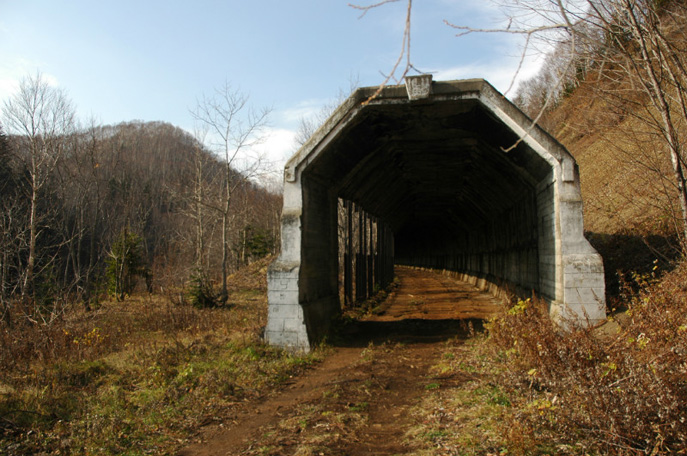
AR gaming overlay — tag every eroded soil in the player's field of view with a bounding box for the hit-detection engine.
[178,267,500,456]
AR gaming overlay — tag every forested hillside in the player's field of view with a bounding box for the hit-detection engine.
[1,104,280,321]
[0,76,289,455]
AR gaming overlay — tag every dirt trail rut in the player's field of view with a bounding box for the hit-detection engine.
[178,267,500,456]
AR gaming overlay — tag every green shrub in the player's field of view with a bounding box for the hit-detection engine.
[187,270,218,308]
[105,229,150,300]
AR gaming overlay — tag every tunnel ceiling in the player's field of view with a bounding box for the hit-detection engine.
[302,86,551,239]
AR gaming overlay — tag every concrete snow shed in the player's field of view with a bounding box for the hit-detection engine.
[266,76,605,351]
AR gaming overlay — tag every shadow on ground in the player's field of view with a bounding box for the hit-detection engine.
[332,317,486,347]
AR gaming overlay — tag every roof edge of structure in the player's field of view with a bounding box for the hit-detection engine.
[284,77,574,184]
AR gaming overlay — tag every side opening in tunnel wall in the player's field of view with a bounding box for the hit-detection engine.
[266,76,606,352]
[337,199,395,307]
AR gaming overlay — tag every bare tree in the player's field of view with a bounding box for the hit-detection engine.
[0,125,29,325]
[2,73,76,301]
[190,82,270,303]
[54,119,108,307]
[172,125,218,275]
[191,128,210,271]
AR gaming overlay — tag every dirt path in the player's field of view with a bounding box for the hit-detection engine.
[370,267,501,321]
[178,267,500,456]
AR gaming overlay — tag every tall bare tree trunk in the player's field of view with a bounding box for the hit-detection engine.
[194,147,205,270]
[625,1,687,248]
[23,170,38,302]
[190,81,270,305]
[220,210,229,304]
[3,73,75,309]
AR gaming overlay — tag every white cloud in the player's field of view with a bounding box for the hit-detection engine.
[0,58,59,104]
[43,73,60,87]
[186,124,297,186]
[430,53,545,96]
[278,98,331,126]
[0,76,19,104]
[249,127,298,171]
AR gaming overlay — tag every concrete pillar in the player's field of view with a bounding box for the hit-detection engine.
[266,173,339,351]
[265,174,309,350]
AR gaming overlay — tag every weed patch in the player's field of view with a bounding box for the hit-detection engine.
[486,281,687,453]
[0,259,320,455]
[406,338,518,455]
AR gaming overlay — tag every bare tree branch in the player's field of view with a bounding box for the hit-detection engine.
[349,0,422,104]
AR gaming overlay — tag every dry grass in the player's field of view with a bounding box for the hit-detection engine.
[405,338,522,456]
[408,261,687,455]
[0,256,319,455]
[2,257,685,455]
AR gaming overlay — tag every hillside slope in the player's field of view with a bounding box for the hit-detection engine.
[537,79,683,291]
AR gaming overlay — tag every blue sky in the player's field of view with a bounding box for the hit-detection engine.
[0,0,542,170]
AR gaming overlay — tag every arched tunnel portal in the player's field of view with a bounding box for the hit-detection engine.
[267,77,605,351]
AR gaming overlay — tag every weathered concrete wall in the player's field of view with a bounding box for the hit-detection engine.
[557,171,606,322]
[538,177,558,302]
[298,175,340,341]
[266,77,606,351]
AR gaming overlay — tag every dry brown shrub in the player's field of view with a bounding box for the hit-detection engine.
[488,263,687,454]
[226,255,274,292]
[0,292,247,380]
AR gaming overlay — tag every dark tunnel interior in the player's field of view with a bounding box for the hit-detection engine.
[302,99,553,297]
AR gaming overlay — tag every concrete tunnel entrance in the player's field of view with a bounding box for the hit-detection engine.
[266,76,606,351]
